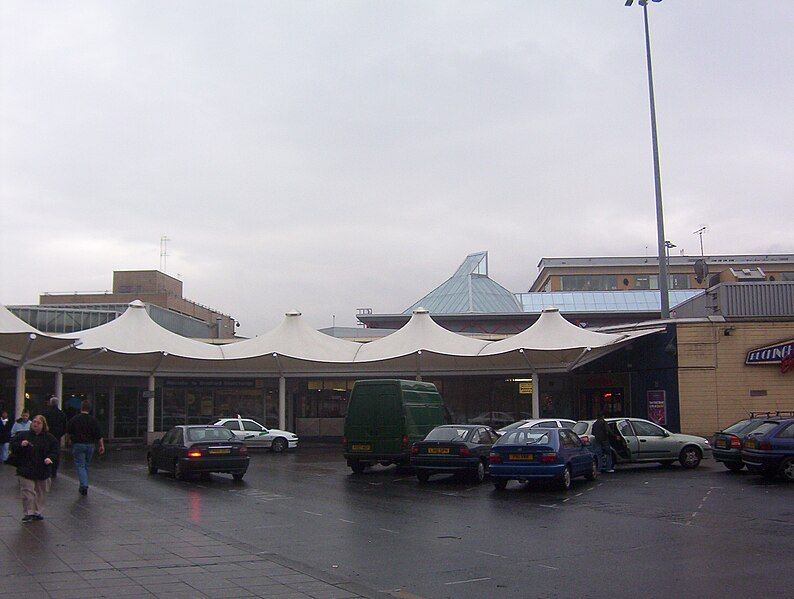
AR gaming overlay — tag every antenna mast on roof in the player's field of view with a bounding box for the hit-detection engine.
[159,236,170,272]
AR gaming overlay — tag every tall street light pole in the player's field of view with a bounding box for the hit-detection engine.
[626,0,669,318]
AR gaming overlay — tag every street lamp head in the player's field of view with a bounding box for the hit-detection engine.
[625,0,662,6]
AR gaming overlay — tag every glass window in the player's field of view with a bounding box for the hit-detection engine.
[560,431,577,448]
[618,421,635,437]
[425,427,471,442]
[780,272,794,281]
[572,422,589,435]
[174,428,184,445]
[532,421,558,428]
[775,424,794,439]
[632,420,666,437]
[242,420,264,432]
[560,275,618,291]
[500,420,530,432]
[496,431,551,446]
[187,427,235,442]
[723,419,753,434]
[222,421,241,431]
[162,428,178,444]
[748,422,779,436]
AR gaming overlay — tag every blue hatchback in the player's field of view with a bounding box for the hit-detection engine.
[489,428,598,491]
[741,418,794,481]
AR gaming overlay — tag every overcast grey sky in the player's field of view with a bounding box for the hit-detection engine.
[1,1,792,336]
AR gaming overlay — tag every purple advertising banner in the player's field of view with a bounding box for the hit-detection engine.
[647,390,667,426]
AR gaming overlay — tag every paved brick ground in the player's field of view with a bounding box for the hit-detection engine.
[0,464,368,599]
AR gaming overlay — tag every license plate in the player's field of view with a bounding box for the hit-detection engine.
[427,447,450,454]
[509,453,534,461]
[208,448,230,455]
[715,440,727,448]
[744,440,755,449]
[351,444,371,452]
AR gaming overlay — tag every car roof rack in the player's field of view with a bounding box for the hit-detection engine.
[749,410,794,418]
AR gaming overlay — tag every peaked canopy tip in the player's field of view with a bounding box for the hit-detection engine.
[286,310,302,317]
[129,300,146,308]
[542,306,560,313]
[413,307,429,315]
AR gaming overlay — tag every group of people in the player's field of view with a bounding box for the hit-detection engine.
[1,397,105,522]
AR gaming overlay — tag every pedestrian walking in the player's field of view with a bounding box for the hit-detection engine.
[10,409,31,437]
[9,414,59,522]
[1,410,11,464]
[42,397,67,478]
[66,400,105,496]
[592,414,615,473]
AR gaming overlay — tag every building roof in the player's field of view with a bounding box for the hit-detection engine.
[404,252,522,315]
[536,254,794,269]
[517,290,702,314]
[671,282,794,320]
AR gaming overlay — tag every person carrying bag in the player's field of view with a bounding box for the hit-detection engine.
[10,414,59,522]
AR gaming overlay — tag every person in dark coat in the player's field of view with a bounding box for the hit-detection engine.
[9,414,59,522]
[592,414,615,473]
[1,410,12,464]
[42,397,67,477]
[66,400,105,496]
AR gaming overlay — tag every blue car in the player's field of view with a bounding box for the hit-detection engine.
[741,418,794,481]
[489,428,598,491]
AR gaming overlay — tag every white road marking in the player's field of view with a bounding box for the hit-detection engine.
[575,492,583,497]
[476,550,505,558]
[537,564,559,570]
[444,577,491,585]
[339,518,356,524]
[539,504,558,509]
[379,528,399,534]
[303,510,323,516]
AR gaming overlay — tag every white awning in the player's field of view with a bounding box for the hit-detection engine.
[0,305,79,366]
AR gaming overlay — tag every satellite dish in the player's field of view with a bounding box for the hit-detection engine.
[694,259,709,284]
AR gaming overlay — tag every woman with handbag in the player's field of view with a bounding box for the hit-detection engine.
[9,414,59,522]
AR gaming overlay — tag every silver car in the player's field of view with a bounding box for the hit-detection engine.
[572,418,712,469]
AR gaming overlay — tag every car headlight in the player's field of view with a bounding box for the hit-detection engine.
[703,439,710,444]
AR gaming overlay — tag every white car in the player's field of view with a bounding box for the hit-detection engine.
[496,418,577,435]
[212,417,298,452]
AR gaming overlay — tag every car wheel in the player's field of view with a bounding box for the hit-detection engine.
[585,458,598,481]
[417,470,430,483]
[725,462,744,472]
[559,466,572,491]
[146,454,157,475]
[271,438,288,453]
[232,471,245,482]
[174,460,186,481]
[679,446,702,469]
[780,458,794,482]
[493,479,508,491]
[470,460,486,484]
[350,461,366,474]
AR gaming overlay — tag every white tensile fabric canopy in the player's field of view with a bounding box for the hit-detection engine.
[0,304,80,366]
[0,301,664,376]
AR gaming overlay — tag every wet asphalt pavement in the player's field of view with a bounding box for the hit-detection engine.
[1,446,792,599]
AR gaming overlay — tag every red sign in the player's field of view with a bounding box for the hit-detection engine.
[647,390,667,426]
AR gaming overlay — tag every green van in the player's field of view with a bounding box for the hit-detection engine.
[343,379,448,474]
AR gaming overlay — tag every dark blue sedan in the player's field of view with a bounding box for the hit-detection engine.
[741,418,794,481]
[489,428,598,491]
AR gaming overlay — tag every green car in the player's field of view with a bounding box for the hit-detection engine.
[343,379,448,474]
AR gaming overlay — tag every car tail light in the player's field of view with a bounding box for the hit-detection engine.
[238,445,248,455]
[402,435,409,447]
[410,444,419,455]
[187,450,203,458]
[540,452,558,463]
[459,447,471,457]
[759,441,772,450]
[729,435,742,449]
[489,452,502,464]
[580,435,591,445]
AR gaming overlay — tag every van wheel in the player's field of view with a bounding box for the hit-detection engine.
[417,470,430,483]
[350,461,366,474]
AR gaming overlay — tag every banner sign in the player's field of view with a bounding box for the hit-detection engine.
[745,339,794,374]
[647,390,667,426]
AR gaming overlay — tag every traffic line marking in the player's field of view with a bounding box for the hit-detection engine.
[379,528,399,534]
[303,510,323,516]
[444,577,491,585]
[538,564,559,570]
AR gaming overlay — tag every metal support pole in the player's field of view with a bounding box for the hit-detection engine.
[279,376,286,431]
[15,366,26,418]
[55,371,64,408]
[147,374,155,433]
[108,384,115,440]
[532,372,540,419]
[642,2,669,318]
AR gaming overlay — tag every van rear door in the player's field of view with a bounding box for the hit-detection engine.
[374,383,403,454]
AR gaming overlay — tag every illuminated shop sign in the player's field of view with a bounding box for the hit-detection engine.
[745,340,794,374]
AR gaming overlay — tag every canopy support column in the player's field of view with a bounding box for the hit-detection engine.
[54,371,64,408]
[15,366,26,418]
[532,372,540,419]
[415,350,422,381]
[147,375,155,434]
[107,384,115,440]
[279,376,286,431]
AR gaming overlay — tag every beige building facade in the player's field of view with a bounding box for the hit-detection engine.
[677,320,794,436]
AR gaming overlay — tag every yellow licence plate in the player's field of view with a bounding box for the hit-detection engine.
[351,444,372,452]
[208,448,230,455]
[509,453,534,461]
[744,440,755,449]
[715,440,727,448]
[427,447,450,454]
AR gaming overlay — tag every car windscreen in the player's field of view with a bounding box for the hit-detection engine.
[499,420,529,432]
[746,422,780,437]
[572,422,589,435]
[425,428,471,442]
[187,427,236,442]
[495,430,551,446]
[722,419,755,434]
